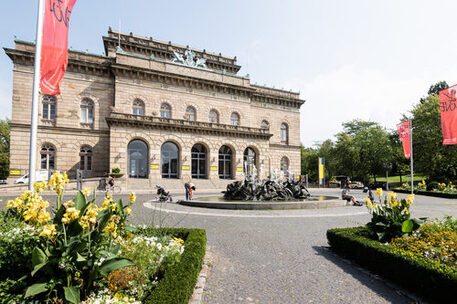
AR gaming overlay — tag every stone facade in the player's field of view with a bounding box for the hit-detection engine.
[4,29,305,187]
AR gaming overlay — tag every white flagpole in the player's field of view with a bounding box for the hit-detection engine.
[410,120,414,194]
[28,0,45,190]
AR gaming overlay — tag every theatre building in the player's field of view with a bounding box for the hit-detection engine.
[5,29,304,189]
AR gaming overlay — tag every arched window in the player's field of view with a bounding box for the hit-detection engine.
[260,120,269,130]
[40,145,55,170]
[243,147,257,176]
[162,142,179,179]
[230,112,240,126]
[191,144,207,179]
[132,100,144,116]
[79,147,92,171]
[186,106,196,121]
[280,156,289,176]
[42,95,56,120]
[280,123,288,144]
[219,145,232,179]
[128,140,148,178]
[160,103,171,118]
[80,99,94,124]
[209,110,219,123]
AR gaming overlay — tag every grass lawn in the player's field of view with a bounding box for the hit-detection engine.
[371,175,427,183]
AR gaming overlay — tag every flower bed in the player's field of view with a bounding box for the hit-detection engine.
[0,172,206,303]
[327,226,457,303]
[395,180,457,198]
[328,189,457,302]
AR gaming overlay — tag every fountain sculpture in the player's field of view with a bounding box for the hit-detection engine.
[223,166,310,201]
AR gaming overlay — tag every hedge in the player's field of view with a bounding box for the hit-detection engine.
[327,226,457,303]
[139,227,207,304]
[394,188,457,199]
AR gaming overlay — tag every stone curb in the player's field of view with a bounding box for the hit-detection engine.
[189,247,213,304]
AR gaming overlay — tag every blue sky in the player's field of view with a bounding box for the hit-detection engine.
[1,0,457,146]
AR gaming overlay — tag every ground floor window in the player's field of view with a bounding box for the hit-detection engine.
[219,145,232,179]
[40,145,55,170]
[192,144,207,179]
[79,147,92,171]
[128,140,148,178]
[280,156,289,177]
[162,142,179,179]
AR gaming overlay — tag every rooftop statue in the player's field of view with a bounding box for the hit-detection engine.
[171,50,207,69]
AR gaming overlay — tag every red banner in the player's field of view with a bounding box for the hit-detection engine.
[397,121,411,159]
[40,0,77,95]
[439,84,457,145]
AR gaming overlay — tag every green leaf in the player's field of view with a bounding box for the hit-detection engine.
[25,283,48,298]
[31,262,47,277]
[99,258,134,276]
[74,191,87,211]
[402,219,414,233]
[53,203,66,225]
[76,253,87,263]
[117,199,124,214]
[31,247,47,267]
[64,286,80,304]
[124,224,135,232]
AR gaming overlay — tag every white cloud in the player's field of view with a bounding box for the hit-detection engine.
[286,64,435,146]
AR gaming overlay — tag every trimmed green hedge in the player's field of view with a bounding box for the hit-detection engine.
[327,226,457,303]
[139,227,207,304]
[394,188,457,198]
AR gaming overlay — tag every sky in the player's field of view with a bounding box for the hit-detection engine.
[1,0,457,146]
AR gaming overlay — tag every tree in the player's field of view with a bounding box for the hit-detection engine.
[301,145,318,182]
[427,81,448,96]
[0,119,10,179]
[411,94,457,181]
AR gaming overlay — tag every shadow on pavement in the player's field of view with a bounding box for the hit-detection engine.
[312,246,423,304]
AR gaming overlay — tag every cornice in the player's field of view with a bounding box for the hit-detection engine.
[106,112,272,140]
[269,143,301,149]
[11,123,110,135]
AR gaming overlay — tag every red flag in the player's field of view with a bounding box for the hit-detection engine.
[397,121,411,159]
[439,84,457,145]
[40,0,77,95]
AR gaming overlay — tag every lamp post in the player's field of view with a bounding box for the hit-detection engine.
[383,162,392,191]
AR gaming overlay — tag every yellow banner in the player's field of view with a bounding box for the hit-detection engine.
[210,166,218,171]
[318,157,325,185]
[150,164,159,169]
[236,167,243,172]
[10,170,21,176]
[182,165,190,170]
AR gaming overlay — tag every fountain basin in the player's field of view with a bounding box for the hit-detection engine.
[178,195,343,210]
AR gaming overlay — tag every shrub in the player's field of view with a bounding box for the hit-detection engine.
[327,226,457,303]
[427,181,439,191]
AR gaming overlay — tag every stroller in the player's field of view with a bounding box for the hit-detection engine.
[156,185,172,202]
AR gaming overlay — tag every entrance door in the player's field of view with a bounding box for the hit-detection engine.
[162,142,179,179]
[128,140,148,178]
[191,144,207,179]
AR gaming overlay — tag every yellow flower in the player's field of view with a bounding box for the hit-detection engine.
[372,203,378,209]
[64,201,75,208]
[125,207,132,214]
[48,172,69,196]
[62,207,80,224]
[33,181,47,193]
[173,237,184,245]
[39,224,57,238]
[82,187,91,196]
[375,188,383,197]
[79,203,98,230]
[128,192,136,204]
[403,207,409,214]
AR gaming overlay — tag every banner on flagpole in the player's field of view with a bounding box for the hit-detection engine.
[439,84,457,145]
[40,0,77,95]
[318,157,325,186]
[396,120,411,159]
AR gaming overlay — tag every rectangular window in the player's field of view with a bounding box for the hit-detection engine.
[41,154,47,170]
[42,104,49,119]
[50,104,56,120]
[81,109,87,123]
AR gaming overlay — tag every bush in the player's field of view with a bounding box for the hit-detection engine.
[327,226,457,303]
[427,181,439,191]
[139,228,207,304]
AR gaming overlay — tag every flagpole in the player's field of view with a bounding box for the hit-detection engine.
[410,120,414,194]
[29,0,45,190]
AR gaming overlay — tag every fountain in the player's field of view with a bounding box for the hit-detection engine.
[177,166,341,210]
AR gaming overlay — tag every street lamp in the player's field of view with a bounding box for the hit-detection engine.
[383,162,393,191]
